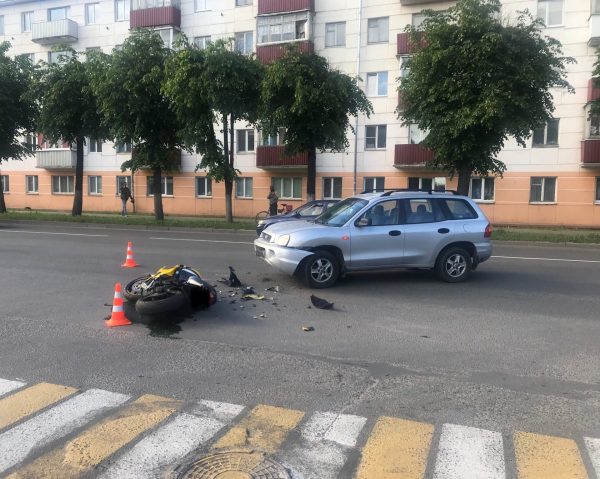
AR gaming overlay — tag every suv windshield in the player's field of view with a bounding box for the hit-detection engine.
[315,198,368,226]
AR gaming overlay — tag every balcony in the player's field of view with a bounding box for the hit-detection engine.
[35,149,77,169]
[394,144,434,168]
[397,32,426,55]
[31,19,78,45]
[130,5,181,29]
[400,0,443,4]
[258,0,313,15]
[581,139,600,167]
[256,146,308,169]
[589,14,600,47]
[257,40,314,64]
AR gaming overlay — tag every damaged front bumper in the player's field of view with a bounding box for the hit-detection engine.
[254,239,313,276]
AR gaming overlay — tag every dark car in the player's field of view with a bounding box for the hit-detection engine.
[256,199,339,235]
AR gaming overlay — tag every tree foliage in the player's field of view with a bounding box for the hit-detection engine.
[0,42,37,213]
[261,49,372,200]
[398,0,574,194]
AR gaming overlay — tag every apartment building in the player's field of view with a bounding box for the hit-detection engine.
[1,0,600,226]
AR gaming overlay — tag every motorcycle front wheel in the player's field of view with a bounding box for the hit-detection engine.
[135,290,187,316]
[124,275,151,302]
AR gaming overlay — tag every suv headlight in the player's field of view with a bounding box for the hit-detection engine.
[276,234,290,246]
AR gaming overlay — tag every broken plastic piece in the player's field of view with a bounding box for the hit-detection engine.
[241,294,265,301]
[310,295,334,310]
[302,326,315,332]
[228,266,242,287]
[265,286,280,292]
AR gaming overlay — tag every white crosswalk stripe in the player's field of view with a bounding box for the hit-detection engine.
[99,400,244,479]
[0,388,130,474]
[0,378,25,398]
[584,437,600,476]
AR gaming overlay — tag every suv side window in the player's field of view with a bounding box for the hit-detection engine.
[403,198,442,224]
[356,200,400,226]
[442,199,478,220]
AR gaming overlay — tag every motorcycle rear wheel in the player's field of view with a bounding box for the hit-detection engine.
[124,275,151,302]
[135,290,186,316]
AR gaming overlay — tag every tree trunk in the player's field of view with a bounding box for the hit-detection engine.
[306,148,316,201]
[223,113,233,223]
[456,165,472,196]
[153,167,164,221]
[0,185,6,214]
[72,135,84,216]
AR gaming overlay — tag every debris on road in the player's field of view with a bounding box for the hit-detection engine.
[242,294,265,301]
[310,295,334,310]
[218,266,243,287]
[265,285,280,292]
[302,326,314,332]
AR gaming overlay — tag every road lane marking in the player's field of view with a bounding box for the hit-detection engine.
[0,379,25,398]
[99,400,244,479]
[493,255,600,264]
[355,416,434,479]
[433,424,505,479]
[0,382,77,430]
[584,437,600,476]
[7,394,181,479]
[514,431,588,479]
[0,230,109,237]
[0,389,130,474]
[212,404,304,453]
[150,236,253,245]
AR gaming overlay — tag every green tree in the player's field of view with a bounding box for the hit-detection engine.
[36,48,105,216]
[89,30,181,221]
[164,39,263,222]
[0,42,37,214]
[261,49,372,201]
[398,0,574,195]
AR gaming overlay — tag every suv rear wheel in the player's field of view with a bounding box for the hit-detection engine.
[436,246,471,283]
[304,251,340,289]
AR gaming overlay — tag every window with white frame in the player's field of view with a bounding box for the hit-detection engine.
[147,175,173,196]
[196,177,212,197]
[408,176,446,192]
[590,113,600,138]
[261,128,285,146]
[24,133,37,152]
[272,177,302,199]
[85,3,99,24]
[236,0,252,6]
[323,177,342,199]
[48,50,68,64]
[88,138,102,153]
[116,141,132,153]
[26,175,38,193]
[364,177,385,192]
[412,12,427,29]
[116,175,131,196]
[194,36,210,49]
[537,0,563,27]
[409,123,428,144]
[366,71,388,97]
[399,56,411,79]
[89,176,102,195]
[236,177,253,198]
[257,12,308,44]
[325,22,345,47]
[1,175,8,193]
[235,31,253,55]
[365,125,386,149]
[115,0,130,21]
[17,53,35,65]
[48,6,68,21]
[596,178,600,202]
[194,0,207,11]
[530,176,556,203]
[367,17,389,44]
[52,175,74,194]
[22,11,33,32]
[470,177,495,201]
[0,15,4,36]
[532,119,559,147]
[237,129,255,152]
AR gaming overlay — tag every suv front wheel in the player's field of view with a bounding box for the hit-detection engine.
[303,251,340,289]
[436,246,471,283]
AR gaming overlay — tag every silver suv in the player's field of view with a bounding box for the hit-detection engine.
[253,190,493,288]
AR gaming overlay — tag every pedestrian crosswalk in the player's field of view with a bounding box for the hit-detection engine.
[0,377,598,478]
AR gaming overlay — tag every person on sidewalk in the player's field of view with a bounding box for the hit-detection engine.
[119,182,134,217]
[267,185,278,216]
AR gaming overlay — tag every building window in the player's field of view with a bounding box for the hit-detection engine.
[26,175,39,193]
[537,0,563,27]
[48,51,68,64]
[196,177,212,197]
[469,177,495,201]
[408,177,446,192]
[48,6,68,21]
[409,124,428,144]
[89,176,102,195]
[237,129,255,152]
[257,12,309,45]
[412,12,427,29]
[594,0,600,14]
[85,3,99,25]
[366,71,388,97]
[52,175,74,194]
[1,175,9,193]
[272,177,302,199]
[88,138,103,153]
[194,36,210,49]
[116,141,132,153]
[399,56,411,79]
[364,177,385,192]
[24,133,37,152]
[323,177,342,199]
[261,128,285,146]
[235,31,253,55]
[530,176,556,203]
[147,176,173,196]
[596,178,600,202]
[0,15,4,36]
[236,177,253,198]
[325,22,345,47]
[194,0,207,11]
[235,0,252,5]
[116,175,131,196]
[532,119,559,147]
[115,0,130,21]
[590,114,600,138]
[367,17,389,44]
[365,125,386,149]
[22,11,33,32]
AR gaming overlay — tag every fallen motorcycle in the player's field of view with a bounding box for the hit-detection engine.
[124,265,217,315]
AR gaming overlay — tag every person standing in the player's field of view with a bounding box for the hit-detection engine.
[267,185,278,216]
[119,181,134,217]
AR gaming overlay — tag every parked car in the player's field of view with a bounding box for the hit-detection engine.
[254,190,493,288]
[256,199,339,235]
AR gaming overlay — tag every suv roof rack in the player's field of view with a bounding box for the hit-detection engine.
[379,188,459,197]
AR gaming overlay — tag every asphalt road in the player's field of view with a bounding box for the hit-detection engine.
[0,219,599,447]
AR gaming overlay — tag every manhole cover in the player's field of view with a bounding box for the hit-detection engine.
[177,451,291,479]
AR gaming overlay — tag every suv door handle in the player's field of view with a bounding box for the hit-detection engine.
[388,230,401,236]
[438,228,450,234]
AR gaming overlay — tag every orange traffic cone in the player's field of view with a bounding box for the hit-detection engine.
[106,283,132,328]
[121,241,139,268]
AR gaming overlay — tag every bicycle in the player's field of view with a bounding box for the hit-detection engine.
[255,203,290,223]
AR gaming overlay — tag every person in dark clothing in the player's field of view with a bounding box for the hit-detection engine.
[119,182,134,217]
[268,185,278,216]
